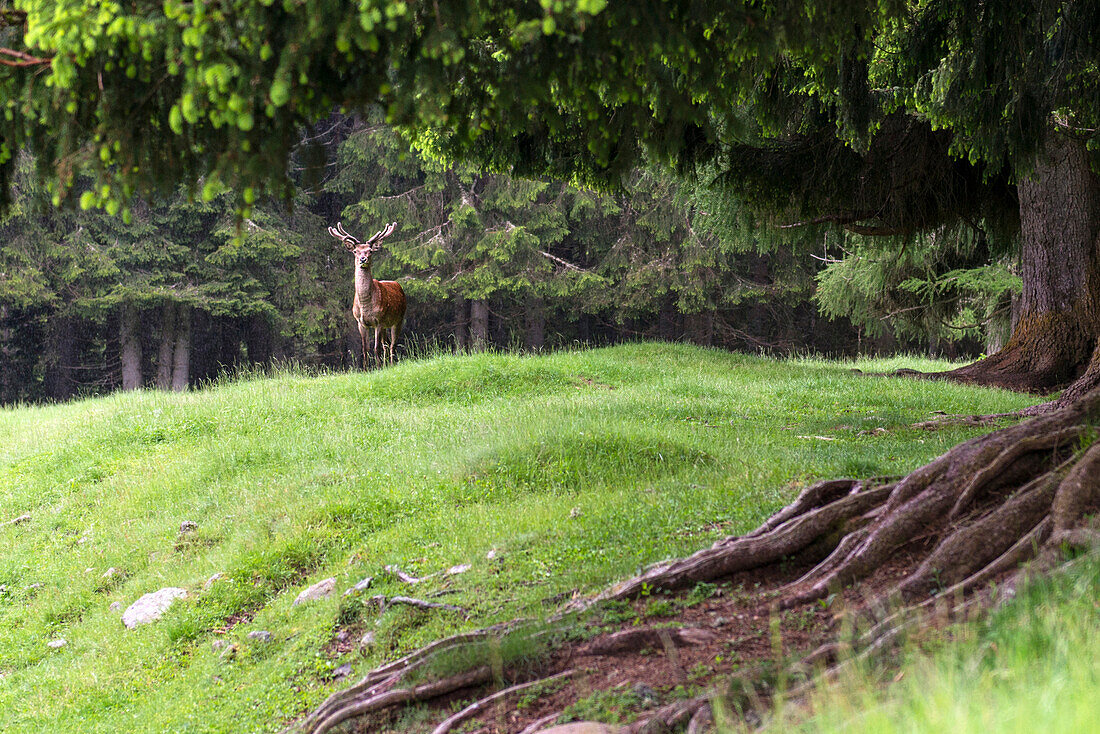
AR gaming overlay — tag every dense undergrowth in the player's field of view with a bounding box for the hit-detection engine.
[0,343,1037,733]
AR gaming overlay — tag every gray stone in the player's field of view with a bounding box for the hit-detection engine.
[212,639,235,659]
[109,601,122,612]
[446,564,472,575]
[101,567,118,579]
[122,587,187,629]
[247,630,273,643]
[331,663,353,679]
[203,572,226,590]
[47,639,66,649]
[335,630,350,643]
[359,631,376,650]
[536,724,625,734]
[342,576,373,597]
[180,520,198,533]
[293,577,336,605]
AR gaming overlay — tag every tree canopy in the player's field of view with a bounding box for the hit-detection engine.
[3,0,1100,392]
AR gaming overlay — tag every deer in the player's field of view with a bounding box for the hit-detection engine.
[328,221,407,368]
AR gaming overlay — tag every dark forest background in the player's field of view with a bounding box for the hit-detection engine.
[0,114,1014,405]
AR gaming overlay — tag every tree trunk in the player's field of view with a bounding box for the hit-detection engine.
[246,314,273,366]
[156,302,177,390]
[44,313,77,401]
[171,305,191,391]
[469,299,488,351]
[454,297,468,353]
[525,297,545,351]
[947,131,1100,392]
[120,303,143,391]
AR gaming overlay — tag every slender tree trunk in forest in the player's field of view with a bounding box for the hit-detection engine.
[156,302,176,390]
[44,313,77,401]
[469,299,488,351]
[947,131,1100,392]
[246,314,273,366]
[453,297,468,353]
[171,305,191,391]
[525,297,545,350]
[120,303,143,391]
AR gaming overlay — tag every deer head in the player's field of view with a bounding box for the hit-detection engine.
[328,221,398,269]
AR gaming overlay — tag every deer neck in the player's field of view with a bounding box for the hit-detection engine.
[354,261,378,305]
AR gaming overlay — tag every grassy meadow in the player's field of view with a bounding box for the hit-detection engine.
[0,343,1040,733]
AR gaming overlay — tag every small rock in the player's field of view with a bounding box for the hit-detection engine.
[342,576,373,597]
[486,549,498,560]
[47,639,67,649]
[359,631,376,650]
[293,577,336,605]
[331,663,353,680]
[180,520,198,533]
[85,567,94,574]
[335,630,350,643]
[203,572,226,591]
[711,616,728,628]
[535,724,625,734]
[446,564,472,576]
[109,601,122,612]
[247,630,274,643]
[0,585,6,594]
[569,506,582,518]
[26,583,43,591]
[122,587,187,629]
[101,567,118,579]
[211,640,235,659]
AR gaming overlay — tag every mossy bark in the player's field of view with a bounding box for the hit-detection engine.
[946,131,1100,393]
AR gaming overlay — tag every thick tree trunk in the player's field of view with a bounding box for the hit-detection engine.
[453,297,468,353]
[171,305,191,391]
[156,302,176,390]
[525,297,545,350]
[120,303,143,391]
[469,299,488,351]
[947,131,1100,392]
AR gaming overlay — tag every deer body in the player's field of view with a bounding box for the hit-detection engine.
[330,221,406,368]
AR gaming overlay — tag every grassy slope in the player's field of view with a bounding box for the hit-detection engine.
[750,550,1100,734]
[0,343,1037,733]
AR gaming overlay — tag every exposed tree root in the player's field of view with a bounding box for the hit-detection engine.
[293,387,1100,734]
[430,670,576,734]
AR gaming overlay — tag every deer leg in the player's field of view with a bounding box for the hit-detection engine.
[372,327,382,369]
[391,324,402,364]
[358,322,369,370]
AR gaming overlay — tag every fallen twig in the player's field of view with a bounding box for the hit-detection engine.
[371,594,467,616]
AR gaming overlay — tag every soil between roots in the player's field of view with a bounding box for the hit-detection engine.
[338,548,959,733]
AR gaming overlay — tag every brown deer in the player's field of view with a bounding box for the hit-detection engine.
[329,221,407,368]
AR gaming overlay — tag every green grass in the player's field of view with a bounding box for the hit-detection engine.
[0,343,1038,733]
[747,550,1100,734]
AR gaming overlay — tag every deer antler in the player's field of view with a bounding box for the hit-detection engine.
[328,221,360,251]
[365,221,398,250]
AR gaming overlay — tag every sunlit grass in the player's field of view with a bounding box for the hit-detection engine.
[0,342,1038,733]
[746,551,1100,734]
